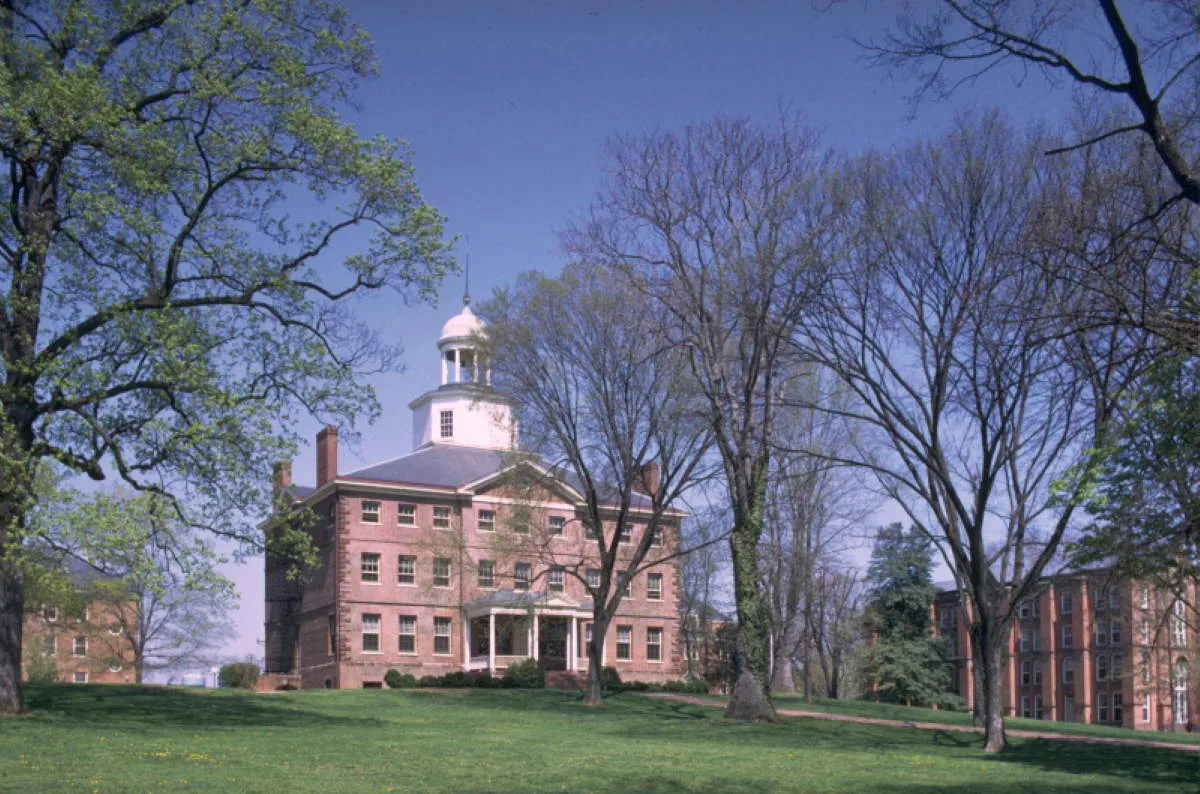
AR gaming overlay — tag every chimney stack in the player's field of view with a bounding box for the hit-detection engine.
[316,426,338,486]
[272,461,293,502]
[635,462,661,499]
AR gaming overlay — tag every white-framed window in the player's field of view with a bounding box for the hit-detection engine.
[1034,695,1044,720]
[1098,692,1109,722]
[108,623,122,637]
[108,663,122,673]
[478,509,495,532]
[586,568,601,590]
[1059,592,1073,616]
[548,516,565,536]
[397,504,416,526]
[41,635,55,655]
[1095,587,1108,611]
[1110,620,1121,645]
[1140,617,1150,644]
[73,636,87,657]
[398,615,416,653]
[650,526,664,547]
[584,522,598,540]
[616,625,632,660]
[548,566,564,593]
[620,524,633,544]
[647,627,662,662]
[1112,653,1123,680]
[618,571,631,598]
[647,573,663,601]
[362,614,381,653]
[1062,657,1075,684]
[515,562,531,591]
[1173,659,1190,725]
[478,559,495,589]
[361,500,381,524]
[1033,661,1043,686]
[1113,692,1123,724]
[1020,627,1035,653]
[433,617,452,655]
[1108,586,1119,610]
[1142,650,1152,684]
[42,605,58,622]
[939,606,955,633]
[1139,583,1150,610]
[1171,600,1187,646]
[433,557,451,588]
[73,671,88,684]
[1021,696,1031,718]
[397,555,416,585]
[1021,660,1031,685]
[1096,654,1108,681]
[439,410,453,439]
[433,506,451,529]
[1141,693,1151,722]
[1019,599,1039,619]
[360,552,381,583]
[1094,621,1107,647]
[1061,625,1074,648]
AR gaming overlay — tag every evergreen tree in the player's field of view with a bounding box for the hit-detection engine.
[858,523,952,707]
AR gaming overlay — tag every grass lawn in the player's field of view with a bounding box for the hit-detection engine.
[0,685,1194,794]
[765,693,1200,747]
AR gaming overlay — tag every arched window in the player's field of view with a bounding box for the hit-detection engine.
[1172,658,1189,725]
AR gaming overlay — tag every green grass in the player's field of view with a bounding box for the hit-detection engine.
[765,693,1200,747]
[0,685,1194,794]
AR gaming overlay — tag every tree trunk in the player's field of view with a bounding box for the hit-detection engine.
[725,512,776,721]
[0,559,24,713]
[770,629,795,692]
[583,613,608,707]
[973,625,1008,752]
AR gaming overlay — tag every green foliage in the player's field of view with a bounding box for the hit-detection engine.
[218,663,260,690]
[383,669,414,689]
[23,649,58,685]
[599,665,622,692]
[501,658,545,689]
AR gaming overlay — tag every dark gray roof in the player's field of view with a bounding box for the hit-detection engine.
[466,589,594,611]
[345,444,514,489]
[64,556,123,588]
[288,484,315,500]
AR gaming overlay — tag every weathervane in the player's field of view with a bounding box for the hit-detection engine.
[463,235,472,307]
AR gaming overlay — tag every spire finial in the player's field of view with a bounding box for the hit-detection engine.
[463,236,472,307]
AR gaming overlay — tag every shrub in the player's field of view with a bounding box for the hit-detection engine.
[384,669,418,689]
[502,658,545,689]
[417,675,441,688]
[663,680,687,693]
[683,678,710,694]
[600,665,622,692]
[471,673,498,688]
[439,671,473,688]
[218,662,260,689]
[24,651,59,685]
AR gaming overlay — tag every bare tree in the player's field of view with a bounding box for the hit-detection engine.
[800,115,1148,750]
[569,116,841,720]
[810,568,862,699]
[871,0,1200,208]
[481,265,713,705]
[679,507,732,682]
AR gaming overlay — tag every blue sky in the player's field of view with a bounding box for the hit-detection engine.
[218,0,1084,664]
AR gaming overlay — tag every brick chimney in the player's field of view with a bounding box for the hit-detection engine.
[316,426,338,486]
[272,461,293,501]
[634,462,661,499]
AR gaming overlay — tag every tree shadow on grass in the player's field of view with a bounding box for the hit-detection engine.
[992,739,1199,792]
[22,684,385,731]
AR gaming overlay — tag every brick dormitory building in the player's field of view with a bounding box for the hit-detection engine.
[934,572,1198,732]
[264,300,685,689]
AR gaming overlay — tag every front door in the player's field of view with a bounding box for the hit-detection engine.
[539,618,568,671]
[1064,696,1074,722]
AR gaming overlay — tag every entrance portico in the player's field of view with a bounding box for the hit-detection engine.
[464,590,595,675]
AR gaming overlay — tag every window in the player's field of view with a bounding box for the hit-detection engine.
[41,636,54,655]
[1019,599,1039,619]
[433,557,451,588]
[1034,695,1044,720]
[647,573,663,601]
[478,559,495,589]
[108,623,122,637]
[1096,654,1108,681]
[397,504,416,526]
[42,605,58,622]
[1142,651,1152,684]
[109,663,122,673]
[398,615,416,653]
[515,563,531,591]
[1021,659,1031,685]
[548,566,564,593]
[1139,583,1150,610]
[586,568,600,590]
[1108,587,1119,610]
[362,614,380,653]
[1140,617,1150,644]
[650,526,663,547]
[618,571,631,598]
[616,625,632,660]
[1112,653,1123,680]
[1019,627,1035,653]
[1171,600,1187,646]
[73,671,87,684]
[1021,696,1031,719]
[1062,658,1075,684]
[439,410,453,438]
[1094,621,1107,647]
[328,615,337,655]
[620,524,633,544]
[361,500,381,524]
[397,555,416,585]
[583,623,593,657]
[1033,661,1043,686]
[939,606,956,632]
[360,552,381,583]
[1095,587,1108,611]
[478,509,495,531]
[1173,659,1190,725]
[1061,625,1074,648]
[1109,619,1121,645]
[433,617,451,655]
[1113,693,1123,724]
[1059,593,1073,616]
[548,516,565,536]
[433,506,451,529]
[73,636,87,657]
[1098,692,1109,722]
[647,627,663,662]
[1141,693,1151,722]
[584,522,598,540]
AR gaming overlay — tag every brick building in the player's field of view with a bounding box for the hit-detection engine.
[264,300,685,689]
[934,571,1198,731]
[23,557,136,685]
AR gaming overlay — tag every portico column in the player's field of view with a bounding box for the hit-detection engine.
[452,347,461,384]
[532,614,540,660]
[462,618,470,669]
[567,618,576,672]
[488,613,496,675]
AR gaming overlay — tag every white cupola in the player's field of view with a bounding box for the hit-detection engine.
[409,297,518,451]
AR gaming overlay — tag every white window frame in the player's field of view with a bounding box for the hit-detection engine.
[1033,661,1043,686]
[1019,627,1034,653]
[647,572,663,601]
[361,500,381,524]
[1094,622,1107,647]
[1113,692,1123,723]
[432,506,452,530]
[646,627,663,662]
[478,559,495,589]
[1021,696,1031,719]
[616,625,632,661]
[1142,650,1152,684]
[397,504,416,527]
[548,516,565,537]
[1095,588,1108,611]
[1062,658,1075,684]
[1098,692,1109,722]
[1034,695,1044,720]
[73,671,88,684]
[514,562,531,591]
[397,555,416,585]
[548,566,564,593]
[362,614,381,654]
[73,636,87,657]
[1107,586,1119,610]
[1140,617,1150,644]
[477,509,495,532]
[619,524,633,544]
[1141,693,1151,722]
[360,552,381,584]
[1171,600,1187,646]
[1020,659,1031,685]
[433,617,452,655]
[42,605,58,622]
[398,615,416,654]
[433,557,451,588]
[618,571,631,598]
[1112,653,1123,680]
[1139,583,1150,610]
[109,663,122,673]
[650,526,663,547]
[586,568,600,591]
[439,410,453,439]
[1059,593,1073,616]
[1061,624,1074,648]
[1096,654,1108,681]
[1109,619,1121,645]
[41,635,55,655]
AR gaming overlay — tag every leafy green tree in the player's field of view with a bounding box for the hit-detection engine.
[858,523,951,708]
[0,0,453,713]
